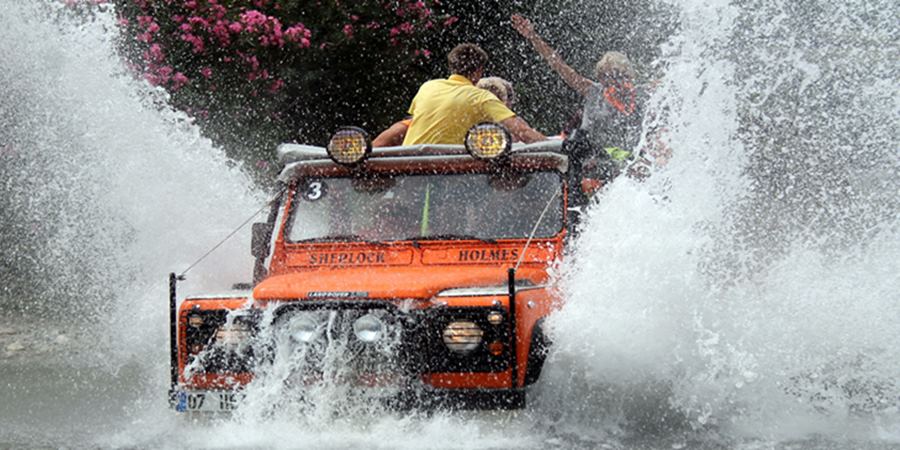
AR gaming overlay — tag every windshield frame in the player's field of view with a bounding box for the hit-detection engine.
[282,158,567,245]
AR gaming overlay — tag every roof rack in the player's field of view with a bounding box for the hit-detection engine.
[277,139,564,165]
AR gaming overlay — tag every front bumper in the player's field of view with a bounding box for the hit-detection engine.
[173,387,526,413]
[178,300,514,393]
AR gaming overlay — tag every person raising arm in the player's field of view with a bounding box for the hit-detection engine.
[511,14,594,97]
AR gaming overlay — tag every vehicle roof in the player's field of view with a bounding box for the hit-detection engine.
[276,140,568,182]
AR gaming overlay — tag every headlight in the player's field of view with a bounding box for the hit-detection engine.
[288,315,320,343]
[353,314,385,343]
[465,122,511,160]
[327,126,371,165]
[214,321,251,347]
[442,321,484,353]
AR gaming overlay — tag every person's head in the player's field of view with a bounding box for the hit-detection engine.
[476,77,517,107]
[594,51,636,85]
[448,43,488,83]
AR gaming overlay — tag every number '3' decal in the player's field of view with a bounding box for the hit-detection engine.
[305,181,325,201]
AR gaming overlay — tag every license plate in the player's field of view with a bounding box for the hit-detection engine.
[175,390,244,413]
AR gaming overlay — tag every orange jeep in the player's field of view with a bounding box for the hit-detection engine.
[169,124,600,412]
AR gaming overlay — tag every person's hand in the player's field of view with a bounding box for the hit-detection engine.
[511,14,535,38]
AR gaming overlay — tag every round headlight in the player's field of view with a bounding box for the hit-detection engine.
[465,122,511,160]
[353,314,385,343]
[442,321,484,353]
[288,315,320,343]
[215,321,251,347]
[327,126,371,165]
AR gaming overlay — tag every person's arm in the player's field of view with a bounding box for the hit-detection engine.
[511,14,593,97]
[372,120,410,147]
[501,116,546,144]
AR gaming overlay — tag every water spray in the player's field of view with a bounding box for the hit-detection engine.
[167,187,285,404]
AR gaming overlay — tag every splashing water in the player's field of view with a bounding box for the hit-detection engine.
[539,0,900,445]
[1,0,898,448]
[0,1,262,445]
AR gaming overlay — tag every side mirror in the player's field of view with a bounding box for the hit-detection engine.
[251,222,273,258]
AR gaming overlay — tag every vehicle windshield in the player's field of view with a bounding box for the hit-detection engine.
[287,170,563,242]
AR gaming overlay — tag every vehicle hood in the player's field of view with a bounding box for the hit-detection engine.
[252,265,548,300]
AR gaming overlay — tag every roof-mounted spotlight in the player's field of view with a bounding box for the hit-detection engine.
[465,122,512,161]
[327,126,371,165]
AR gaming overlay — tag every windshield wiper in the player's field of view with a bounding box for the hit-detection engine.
[407,234,497,244]
[293,235,390,246]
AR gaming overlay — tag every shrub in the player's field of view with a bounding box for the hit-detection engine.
[112,0,456,172]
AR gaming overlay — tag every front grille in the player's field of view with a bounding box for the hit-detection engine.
[183,301,512,380]
[264,301,414,385]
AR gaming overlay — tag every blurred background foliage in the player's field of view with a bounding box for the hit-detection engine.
[111,0,676,181]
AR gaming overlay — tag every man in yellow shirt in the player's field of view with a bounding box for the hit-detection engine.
[402,43,546,146]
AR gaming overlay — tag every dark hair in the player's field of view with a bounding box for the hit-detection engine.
[448,43,488,78]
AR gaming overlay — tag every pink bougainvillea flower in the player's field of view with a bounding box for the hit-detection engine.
[240,10,267,32]
[342,24,354,38]
[148,43,164,62]
[210,4,227,20]
[157,65,173,79]
[285,24,311,45]
[211,21,231,45]
[180,33,205,53]
[243,54,260,71]
[188,16,209,29]
[443,16,459,27]
[171,72,189,90]
[200,67,213,79]
[269,79,284,93]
